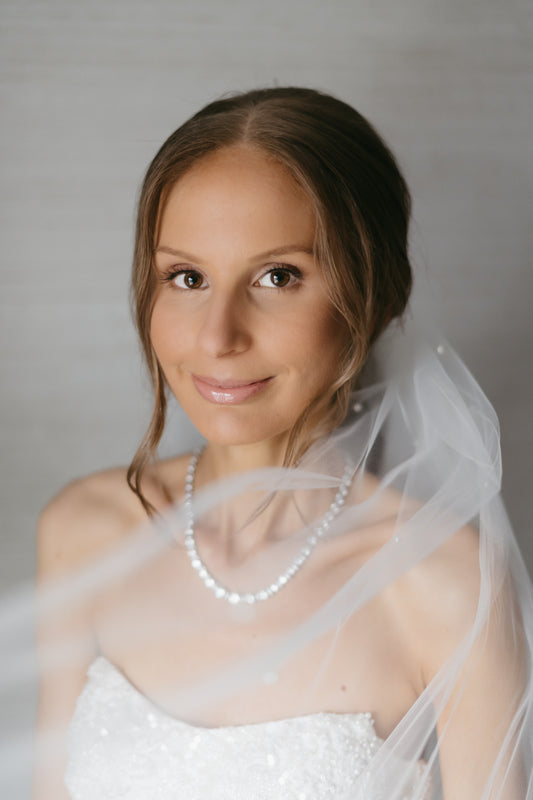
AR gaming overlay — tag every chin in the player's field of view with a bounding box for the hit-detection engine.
[194,421,289,448]
[180,406,289,449]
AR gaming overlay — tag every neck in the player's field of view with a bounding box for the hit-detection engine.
[183,444,354,604]
[190,438,299,563]
[199,437,290,483]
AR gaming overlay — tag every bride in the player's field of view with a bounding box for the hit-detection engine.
[33,88,532,799]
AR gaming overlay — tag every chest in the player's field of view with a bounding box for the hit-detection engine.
[93,541,418,737]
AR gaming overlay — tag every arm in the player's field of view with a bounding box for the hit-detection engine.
[435,616,527,799]
[33,490,99,800]
[32,465,145,800]
[414,531,528,798]
[32,465,152,799]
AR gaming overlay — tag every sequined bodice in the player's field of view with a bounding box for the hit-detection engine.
[65,656,421,799]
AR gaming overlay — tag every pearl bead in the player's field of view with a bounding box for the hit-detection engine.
[183,448,354,605]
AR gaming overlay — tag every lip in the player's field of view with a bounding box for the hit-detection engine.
[192,374,274,405]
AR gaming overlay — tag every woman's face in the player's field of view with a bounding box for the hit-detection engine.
[151,145,345,454]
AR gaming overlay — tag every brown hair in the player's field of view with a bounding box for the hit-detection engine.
[127,87,412,514]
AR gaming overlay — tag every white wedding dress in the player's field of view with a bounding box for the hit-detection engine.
[65,656,426,799]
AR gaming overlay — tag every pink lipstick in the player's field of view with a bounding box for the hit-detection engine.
[192,375,273,405]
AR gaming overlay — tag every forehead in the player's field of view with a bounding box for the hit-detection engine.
[157,146,316,256]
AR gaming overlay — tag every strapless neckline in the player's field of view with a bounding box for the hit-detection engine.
[89,654,378,733]
[66,655,427,799]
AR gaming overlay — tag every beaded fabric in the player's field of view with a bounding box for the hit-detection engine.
[65,657,427,800]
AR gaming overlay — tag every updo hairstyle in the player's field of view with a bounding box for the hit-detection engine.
[128,87,413,513]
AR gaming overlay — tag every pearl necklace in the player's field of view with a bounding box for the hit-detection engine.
[183,449,354,605]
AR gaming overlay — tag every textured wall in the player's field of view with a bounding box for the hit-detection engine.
[2,0,532,594]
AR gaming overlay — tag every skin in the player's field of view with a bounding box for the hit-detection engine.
[150,145,346,550]
[33,145,523,800]
[151,145,346,479]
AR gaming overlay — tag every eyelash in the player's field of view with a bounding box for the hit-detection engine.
[257,265,302,289]
[160,264,303,290]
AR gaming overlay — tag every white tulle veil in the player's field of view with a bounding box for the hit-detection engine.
[1,319,532,798]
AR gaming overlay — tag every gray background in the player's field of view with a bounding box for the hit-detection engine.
[2,0,532,595]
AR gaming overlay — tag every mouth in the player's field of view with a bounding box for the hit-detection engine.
[191,374,274,405]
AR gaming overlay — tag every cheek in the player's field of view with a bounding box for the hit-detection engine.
[150,302,184,363]
[149,312,167,363]
[311,299,345,346]
[289,309,345,386]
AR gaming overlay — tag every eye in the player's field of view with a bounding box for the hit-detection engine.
[256,266,301,289]
[168,270,206,290]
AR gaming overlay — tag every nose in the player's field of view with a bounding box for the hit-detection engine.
[196,290,252,358]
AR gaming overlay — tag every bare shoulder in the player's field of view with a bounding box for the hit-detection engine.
[37,453,191,580]
[404,524,480,621]
[388,523,481,683]
[37,467,140,579]
[355,470,481,618]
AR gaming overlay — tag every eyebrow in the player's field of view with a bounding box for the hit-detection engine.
[154,244,315,261]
